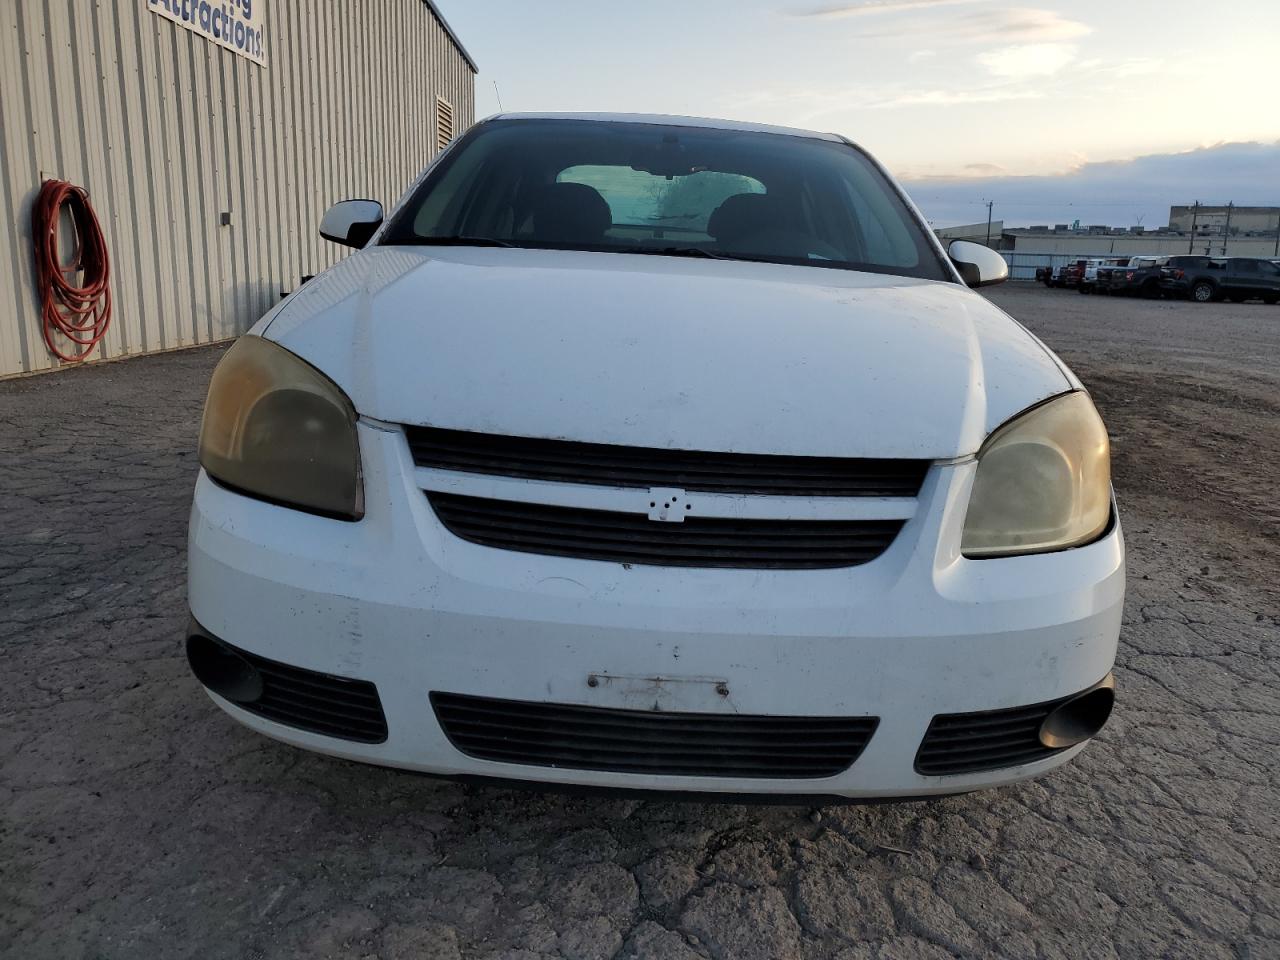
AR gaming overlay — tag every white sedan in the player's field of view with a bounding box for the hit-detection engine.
[186,113,1122,801]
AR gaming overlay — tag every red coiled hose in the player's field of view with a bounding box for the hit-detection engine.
[31,179,112,362]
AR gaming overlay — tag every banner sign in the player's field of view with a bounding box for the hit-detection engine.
[148,0,265,65]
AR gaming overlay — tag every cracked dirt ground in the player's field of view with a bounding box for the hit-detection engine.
[2,285,1277,959]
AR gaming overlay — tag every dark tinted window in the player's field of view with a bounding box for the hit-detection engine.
[1233,259,1258,274]
[382,119,950,281]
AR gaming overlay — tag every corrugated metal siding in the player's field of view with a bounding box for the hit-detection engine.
[0,0,475,377]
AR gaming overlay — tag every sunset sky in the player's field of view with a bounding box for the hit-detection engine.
[439,0,1280,226]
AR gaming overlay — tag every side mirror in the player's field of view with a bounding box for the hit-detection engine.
[320,199,383,248]
[948,239,1008,288]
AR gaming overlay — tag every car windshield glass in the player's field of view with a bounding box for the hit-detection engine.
[381,118,950,280]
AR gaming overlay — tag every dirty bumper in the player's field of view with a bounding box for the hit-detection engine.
[187,423,1125,798]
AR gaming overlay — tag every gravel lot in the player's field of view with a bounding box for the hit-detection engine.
[2,284,1277,959]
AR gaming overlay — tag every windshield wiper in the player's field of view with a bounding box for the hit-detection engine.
[628,245,736,261]
[397,235,514,247]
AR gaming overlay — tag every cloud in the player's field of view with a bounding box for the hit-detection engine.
[900,141,1280,228]
[795,0,983,18]
[887,87,1043,106]
[1076,57,1164,79]
[907,49,937,63]
[790,0,1093,43]
[976,42,1077,77]
[952,8,1091,42]
[851,7,1092,43]
[730,82,1043,122]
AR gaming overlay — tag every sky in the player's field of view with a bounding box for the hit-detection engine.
[436,0,1280,227]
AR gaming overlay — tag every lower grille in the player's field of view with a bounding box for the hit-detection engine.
[431,692,878,778]
[205,640,388,744]
[916,698,1065,776]
[427,493,904,569]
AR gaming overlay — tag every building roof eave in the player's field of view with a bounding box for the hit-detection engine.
[423,0,478,74]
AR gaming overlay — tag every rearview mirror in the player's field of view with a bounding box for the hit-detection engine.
[948,239,1008,288]
[320,199,384,248]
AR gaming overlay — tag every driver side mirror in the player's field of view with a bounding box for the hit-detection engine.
[320,199,384,248]
[948,239,1008,288]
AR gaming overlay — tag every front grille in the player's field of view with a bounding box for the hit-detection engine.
[406,426,928,498]
[916,698,1065,776]
[431,692,878,778]
[234,646,388,744]
[427,492,904,569]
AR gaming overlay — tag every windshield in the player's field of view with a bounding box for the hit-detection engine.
[381,118,951,281]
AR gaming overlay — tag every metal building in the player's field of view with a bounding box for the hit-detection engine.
[1,0,476,378]
[1169,205,1280,235]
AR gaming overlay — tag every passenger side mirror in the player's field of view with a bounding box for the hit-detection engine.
[948,239,1008,288]
[320,199,384,248]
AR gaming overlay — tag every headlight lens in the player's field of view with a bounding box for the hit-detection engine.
[198,336,363,520]
[962,391,1110,557]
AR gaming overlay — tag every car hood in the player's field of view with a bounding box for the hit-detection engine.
[264,246,1070,459]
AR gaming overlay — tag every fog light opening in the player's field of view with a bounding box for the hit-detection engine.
[186,634,264,704]
[1038,677,1115,749]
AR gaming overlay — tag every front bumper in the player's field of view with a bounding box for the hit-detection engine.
[187,421,1125,799]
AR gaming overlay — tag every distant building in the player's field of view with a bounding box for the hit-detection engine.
[1168,205,1280,235]
[995,229,1279,260]
[935,203,1280,263]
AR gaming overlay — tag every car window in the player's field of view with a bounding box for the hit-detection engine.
[556,165,764,239]
[1260,261,1280,275]
[383,118,951,281]
[1232,260,1258,274]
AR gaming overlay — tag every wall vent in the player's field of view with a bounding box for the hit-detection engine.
[436,97,455,151]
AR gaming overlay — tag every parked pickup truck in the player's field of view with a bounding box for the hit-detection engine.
[1041,259,1090,288]
[1037,258,1124,290]
[1160,256,1280,303]
[1094,257,1168,297]
[1036,263,1072,287]
[1077,258,1129,294]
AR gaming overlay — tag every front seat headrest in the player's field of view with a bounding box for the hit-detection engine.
[707,193,781,246]
[526,182,612,243]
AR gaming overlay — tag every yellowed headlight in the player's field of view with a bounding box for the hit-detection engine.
[962,391,1110,558]
[198,336,363,520]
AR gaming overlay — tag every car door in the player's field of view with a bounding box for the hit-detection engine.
[1228,259,1259,298]
[1256,259,1280,298]
[1204,259,1229,291]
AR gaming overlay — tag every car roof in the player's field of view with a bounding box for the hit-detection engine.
[483,112,846,143]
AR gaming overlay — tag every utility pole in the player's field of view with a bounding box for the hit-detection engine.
[1187,200,1199,254]
[985,200,993,247]
[1222,202,1233,256]
[1274,212,1279,257]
